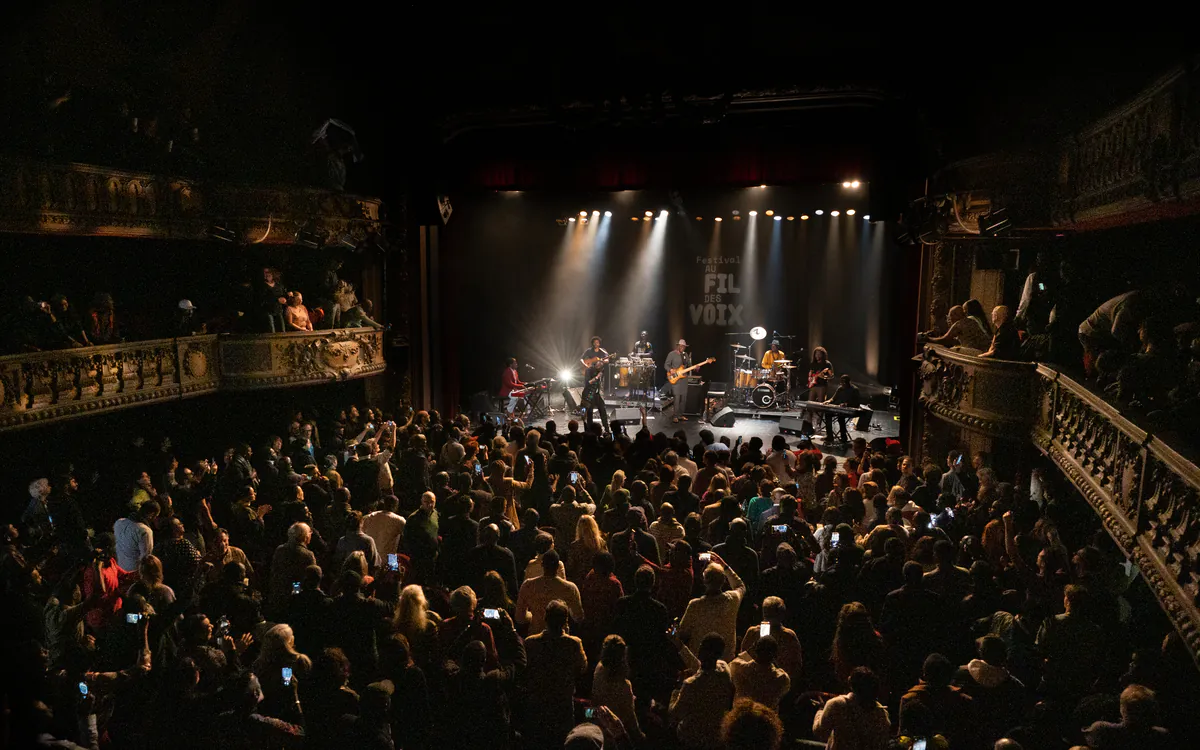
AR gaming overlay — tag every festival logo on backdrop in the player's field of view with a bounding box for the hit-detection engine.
[691,255,744,326]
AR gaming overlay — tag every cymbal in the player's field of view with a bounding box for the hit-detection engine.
[735,354,754,361]
[729,343,747,349]
[773,359,791,364]
[781,365,796,370]
[749,326,768,341]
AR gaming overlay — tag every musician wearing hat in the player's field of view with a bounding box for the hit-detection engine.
[662,339,690,422]
[761,340,788,369]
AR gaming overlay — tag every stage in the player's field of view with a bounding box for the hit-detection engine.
[524,388,901,459]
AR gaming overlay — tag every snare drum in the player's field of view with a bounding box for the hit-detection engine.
[757,368,774,383]
[735,368,757,388]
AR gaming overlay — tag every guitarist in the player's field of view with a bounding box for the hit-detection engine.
[579,336,611,433]
[806,346,834,424]
[662,339,690,423]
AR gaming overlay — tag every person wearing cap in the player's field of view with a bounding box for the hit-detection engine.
[662,338,690,423]
[762,339,787,370]
[175,298,205,336]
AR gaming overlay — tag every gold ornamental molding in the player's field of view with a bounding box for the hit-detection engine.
[0,156,384,243]
[0,328,385,431]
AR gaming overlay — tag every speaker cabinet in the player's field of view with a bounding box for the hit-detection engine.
[611,407,642,426]
[779,414,812,436]
[710,407,737,428]
[855,408,874,431]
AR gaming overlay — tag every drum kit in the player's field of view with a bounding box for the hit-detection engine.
[726,326,802,411]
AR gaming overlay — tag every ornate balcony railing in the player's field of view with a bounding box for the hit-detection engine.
[917,344,1200,662]
[916,344,1040,440]
[0,328,385,431]
[0,155,384,244]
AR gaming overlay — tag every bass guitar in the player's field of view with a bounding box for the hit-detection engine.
[807,366,833,388]
[667,357,715,385]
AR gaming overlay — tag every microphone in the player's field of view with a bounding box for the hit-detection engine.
[522,364,535,370]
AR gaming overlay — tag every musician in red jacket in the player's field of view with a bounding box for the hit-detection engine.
[501,358,525,414]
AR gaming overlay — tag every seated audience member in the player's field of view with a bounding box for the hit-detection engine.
[1082,683,1171,748]
[283,291,314,332]
[922,303,993,350]
[980,304,1021,360]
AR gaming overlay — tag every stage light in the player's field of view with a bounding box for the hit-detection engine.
[800,215,809,220]
[863,214,870,221]
[846,209,856,216]
[695,216,702,221]
[631,216,639,221]
[815,210,824,216]
[786,216,794,221]
[773,215,782,221]
[748,210,757,216]
[604,210,612,217]
[659,210,668,218]
[731,210,740,216]
[714,217,723,222]
[556,218,568,226]
[842,181,851,188]
[580,211,587,216]
[569,217,576,222]
[851,180,860,188]
[644,210,653,217]
[759,184,767,188]
[592,210,600,215]
[581,218,588,224]
[765,210,774,216]
[732,215,741,220]
[831,210,840,217]
[558,368,574,383]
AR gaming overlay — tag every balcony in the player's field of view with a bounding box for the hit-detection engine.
[0,155,384,244]
[917,344,1200,664]
[0,328,385,431]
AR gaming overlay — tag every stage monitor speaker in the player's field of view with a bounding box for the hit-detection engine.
[611,407,642,426]
[682,381,709,416]
[470,391,494,414]
[710,407,737,428]
[563,387,583,413]
[779,414,812,437]
[855,408,873,431]
[708,381,728,396]
[869,393,890,411]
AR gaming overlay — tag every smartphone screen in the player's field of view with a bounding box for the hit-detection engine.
[912,740,928,750]
[126,612,141,624]
[474,463,483,475]
[584,707,596,720]
[831,531,841,546]
[387,553,399,572]
[282,666,293,685]
[570,471,579,484]
[773,524,788,533]
[217,616,230,637]
[759,621,771,637]
[698,552,711,563]
[78,681,88,696]
[483,608,500,619]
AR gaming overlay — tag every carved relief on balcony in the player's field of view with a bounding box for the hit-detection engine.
[1141,450,1200,624]
[916,345,1037,439]
[0,329,384,431]
[0,156,384,243]
[219,328,386,390]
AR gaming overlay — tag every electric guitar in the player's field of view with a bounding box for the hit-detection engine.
[667,357,715,385]
[808,366,833,388]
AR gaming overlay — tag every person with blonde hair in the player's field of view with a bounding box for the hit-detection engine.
[393,583,441,668]
[566,514,606,583]
[600,469,626,511]
[137,554,176,613]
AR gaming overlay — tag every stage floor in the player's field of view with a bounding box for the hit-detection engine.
[528,403,901,459]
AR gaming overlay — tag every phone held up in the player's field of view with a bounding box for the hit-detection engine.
[759,621,771,637]
[387,553,400,572]
[483,608,500,620]
[282,666,293,686]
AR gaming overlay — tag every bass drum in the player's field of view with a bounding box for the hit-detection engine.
[750,384,776,409]
[734,369,757,388]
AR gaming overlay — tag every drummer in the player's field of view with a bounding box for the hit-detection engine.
[761,340,788,370]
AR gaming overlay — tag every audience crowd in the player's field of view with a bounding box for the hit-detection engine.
[919,251,1200,439]
[1,259,381,355]
[2,401,1196,750]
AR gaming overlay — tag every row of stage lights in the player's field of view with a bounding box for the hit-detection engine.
[567,208,869,223]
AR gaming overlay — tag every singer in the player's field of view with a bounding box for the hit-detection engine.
[500,357,524,414]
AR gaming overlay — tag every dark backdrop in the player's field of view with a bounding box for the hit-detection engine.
[438,186,903,404]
